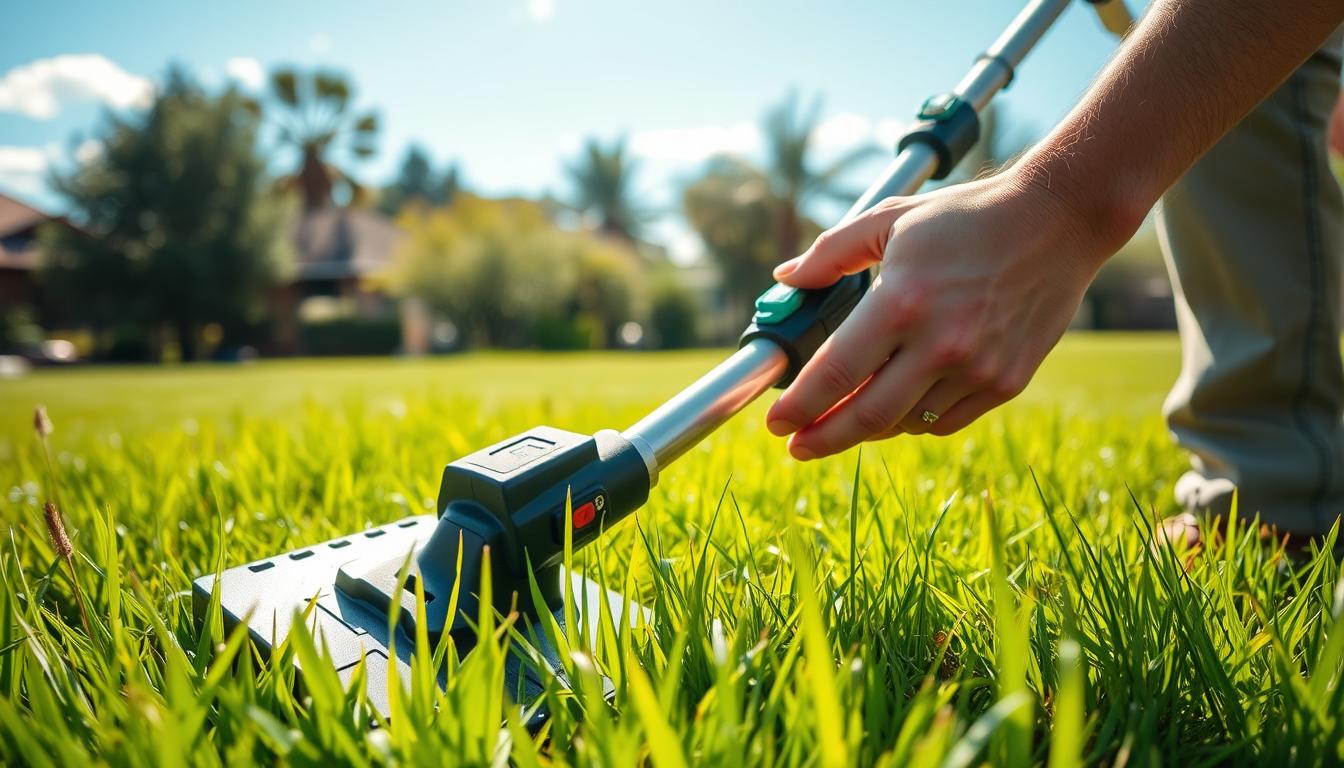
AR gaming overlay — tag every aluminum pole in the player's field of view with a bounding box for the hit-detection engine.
[625,0,1072,480]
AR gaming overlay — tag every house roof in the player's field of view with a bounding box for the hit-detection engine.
[0,196,405,277]
[291,207,404,281]
[0,193,55,270]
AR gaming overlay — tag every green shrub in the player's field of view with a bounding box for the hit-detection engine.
[534,311,603,350]
[385,195,643,349]
[0,307,43,353]
[300,316,401,356]
[650,279,701,349]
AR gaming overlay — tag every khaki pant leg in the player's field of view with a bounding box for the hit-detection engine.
[1157,32,1344,535]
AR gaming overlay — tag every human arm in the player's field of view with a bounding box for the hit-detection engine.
[766,0,1344,460]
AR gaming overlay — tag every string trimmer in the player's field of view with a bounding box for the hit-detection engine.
[194,0,1129,729]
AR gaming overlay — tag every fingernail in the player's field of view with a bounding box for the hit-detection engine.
[790,445,816,461]
[773,257,801,278]
[767,419,798,436]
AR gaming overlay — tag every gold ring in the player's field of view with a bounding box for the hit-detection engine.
[920,410,939,424]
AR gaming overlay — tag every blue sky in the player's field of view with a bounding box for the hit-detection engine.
[0,0,1130,258]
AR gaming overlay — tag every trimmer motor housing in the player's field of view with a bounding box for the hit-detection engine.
[193,426,654,723]
[414,426,650,637]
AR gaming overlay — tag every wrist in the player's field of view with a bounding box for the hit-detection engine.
[1004,146,1153,265]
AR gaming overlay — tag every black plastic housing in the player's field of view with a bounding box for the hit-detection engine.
[897,95,980,180]
[413,426,649,631]
[738,271,871,387]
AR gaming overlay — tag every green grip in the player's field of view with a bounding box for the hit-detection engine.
[752,282,805,325]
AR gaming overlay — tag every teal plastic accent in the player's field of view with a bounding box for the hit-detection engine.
[918,93,962,122]
[753,282,804,325]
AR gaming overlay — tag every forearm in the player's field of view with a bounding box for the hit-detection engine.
[1013,0,1344,253]
[767,1,1344,452]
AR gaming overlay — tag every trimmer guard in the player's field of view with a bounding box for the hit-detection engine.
[192,514,642,726]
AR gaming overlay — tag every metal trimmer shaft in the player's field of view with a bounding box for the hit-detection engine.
[624,0,1071,482]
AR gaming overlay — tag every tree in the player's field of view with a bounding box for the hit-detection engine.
[683,156,792,318]
[0,306,43,354]
[386,196,556,346]
[683,92,880,321]
[41,70,286,360]
[266,68,379,210]
[759,91,880,263]
[378,145,461,215]
[648,275,701,349]
[566,238,640,347]
[565,137,651,242]
[385,195,642,349]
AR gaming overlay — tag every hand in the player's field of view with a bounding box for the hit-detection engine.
[765,170,1124,460]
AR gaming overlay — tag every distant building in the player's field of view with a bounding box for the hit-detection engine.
[288,207,404,306]
[0,193,410,355]
[0,193,61,312]
[268,206,406,353]
[676,257,736,343]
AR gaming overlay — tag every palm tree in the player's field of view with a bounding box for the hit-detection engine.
[266,68,379,210]
[565,137,650,242]
[759,91,881,262]
[683,156,781,320]
[682,92,882,333]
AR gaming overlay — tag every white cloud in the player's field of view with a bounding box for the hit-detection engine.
[554,132,583,158]
[629,122,761,164]
[813,113,872,149]
[225,57,266,91]
[874,118,908,149]
[0,141,107,206]
[0,54,153,120]
[309,33,332,54]
[813,113,910,152]
[0,145,63,205]
[0,146,53,175]
[0,173,48,204]
[528,0,555,21]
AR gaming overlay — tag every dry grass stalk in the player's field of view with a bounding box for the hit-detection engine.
[34,408,92,638]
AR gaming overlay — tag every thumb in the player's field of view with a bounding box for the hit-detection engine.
[772,204,899,289]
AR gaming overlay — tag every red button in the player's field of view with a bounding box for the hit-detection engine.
[572,501,596,529]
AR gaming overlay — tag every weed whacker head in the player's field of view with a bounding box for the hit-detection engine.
[193,426,653,727]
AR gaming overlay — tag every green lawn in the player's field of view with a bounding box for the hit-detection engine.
[0,334,1340,765]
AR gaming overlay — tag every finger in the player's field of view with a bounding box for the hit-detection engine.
[786,350,938,460]
[918,390,1012,437]
[765,289,901,437]
[897,378,973,435]
[866,424,905,443]
[773,202,905,289]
